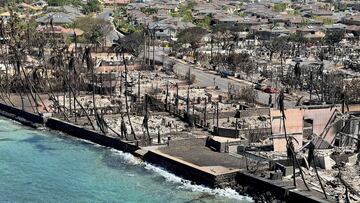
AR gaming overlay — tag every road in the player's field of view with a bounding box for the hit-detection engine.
[146,48,296,107]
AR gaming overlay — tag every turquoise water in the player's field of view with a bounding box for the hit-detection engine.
[0,118,252,203]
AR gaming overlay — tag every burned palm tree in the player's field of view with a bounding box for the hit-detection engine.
[113,32,144,140]
[143,94,151,141]
[278,90,310,190]
[4,10,48,113]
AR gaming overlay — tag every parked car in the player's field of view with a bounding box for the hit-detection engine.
[220,70,234,78]
[254,83,266,90]
[263,86,278,94]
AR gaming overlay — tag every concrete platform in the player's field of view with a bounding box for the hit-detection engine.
[158,138,248,169]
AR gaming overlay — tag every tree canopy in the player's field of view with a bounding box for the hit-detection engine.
[176,27,207,59]
[83,0,102,14]
[113,32,144,57]
[324,29,345,44]
[75,17,111,46]
[47,0,83,7]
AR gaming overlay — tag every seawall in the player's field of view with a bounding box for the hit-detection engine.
[0,103,138,153]
[0,103,44,127]
[46,117,139,153]
[142,150,239,188]
[0,102,331,203]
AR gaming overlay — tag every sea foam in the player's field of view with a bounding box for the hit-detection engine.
[110,148,253,202]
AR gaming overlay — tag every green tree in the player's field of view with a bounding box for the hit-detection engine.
[182,10,193,22]
[273,3,287,12]
[140,7,158,15]
[175,27,207,61]
[47,0,67,6]
[196,15,212,29]
[262,37,289,61]
[177,1,196,22]
[47,0,84,7]
[75,17,111,46]
[83,0,102,14]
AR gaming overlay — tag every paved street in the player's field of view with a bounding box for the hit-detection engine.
[146,48,296,107]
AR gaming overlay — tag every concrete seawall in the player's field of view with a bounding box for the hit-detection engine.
[0,103,138,153]
[236,172,330,202]
[0,102,331,203]
[143,150,239,188]
[0,103,44,127]
[46,118,139,153]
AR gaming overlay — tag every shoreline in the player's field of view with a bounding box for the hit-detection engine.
[0,102,331,203]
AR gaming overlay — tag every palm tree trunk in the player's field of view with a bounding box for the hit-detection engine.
[123,52,136,140]
[312,155,328,199]
[282,115,310,190]
[65,75,96,130]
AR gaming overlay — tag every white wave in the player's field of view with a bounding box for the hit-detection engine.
[144,163,253,202]
[106,148,252,201]
[18,122,252,202]
[109,148,143,165]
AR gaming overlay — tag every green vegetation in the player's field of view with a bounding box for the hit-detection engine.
[140,7,158,15]
[74,17,112,45]
[113,18,140,34]
[293,9,300,16]
[322,18,335,25]
[175,27,207,60]
[182,9,193,22]
[47,0,84,7]
[83,0,102,14]
[325,29,345,44]
[2,0,23,7]
[273,3,287,12]
[301,18,310,26]
[335,2,347,11]
[238,12,247,17]
[288,32,304,43]
[195,15,212,29]
[113,8,142,34]
[170,1,197,22]
[313,16,335,25]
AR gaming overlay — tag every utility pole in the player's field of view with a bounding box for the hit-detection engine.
[165,81,169,111]
[213,103,215,125]
[210,35,213,67]
[119,71,122,99]
[148,28,151,67]
[138,72,141,102]
[175,83,179,114]
[63,74,66,115]
[310,70,313,102]
[186,85,190,113]
[100,72,104,96]
[188,67,191,85]
[91,56,96,113]
[68,67,72,116]
[74,92,77,123]
[152,30,155,69]
[110,70,112,101]
[216,102,219,129]
[204,98,207,128]
[144,30,146,65]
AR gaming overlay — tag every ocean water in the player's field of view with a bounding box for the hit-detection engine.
[0,118,252,203]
